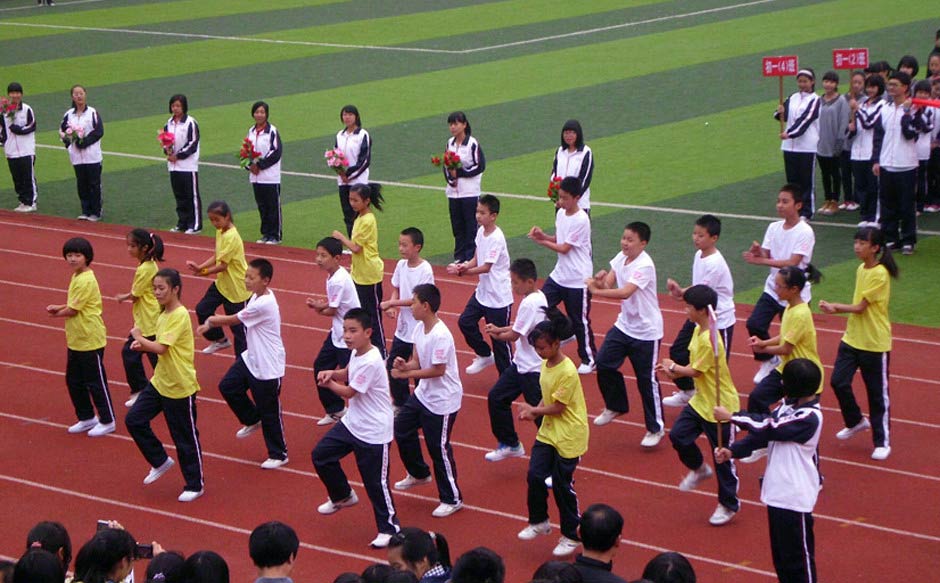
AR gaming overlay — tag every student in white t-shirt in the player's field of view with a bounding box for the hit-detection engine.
[380,227,434,410]
[390,283,464,518]
[528,177,596,374]
[743,185,815,384]
[199,258,287,469]
[306,237,360,426]
[482,258,548,462]
[663,215,736,408]
[312,308,401,549]
[587,222,665,448]
[449,195,513,377]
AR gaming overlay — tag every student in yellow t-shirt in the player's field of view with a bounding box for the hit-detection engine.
[126,268,205,503]
[186,200,251,356]
[658,285,741,527]
[332,183,387,357]
[116,229,164,408]
[819,227,899,461]
[46,237,115,437]
[516,307,588,559]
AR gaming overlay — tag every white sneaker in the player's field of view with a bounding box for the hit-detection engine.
[202,339,232,354]
[576,362,595,375]
[178,490,204,503]
[663,390,694,408]
[125,392,140,407]
[87,421,115,437]
[708,504,736,526]
[265,239,281,245]
[370,533,393,548]
[143,458,176,484]
[465,355,495,375]
[260,457,288,470]
[740,448,767,464]
[77,214,89,220]
[67,418,98,434]
[871,446,891,460]
[317,491,359,515]
[679,464,714,491]
[640,430,665,448]
[485,443,525,462]
[753,356,781,384]
[236,422,261,438]
[256,238,268,244]
[517,521,551,540]
[544,476,553,488]
[184,228,201,235]
[316,408,346,426]
[86,215,100,222]
[394,474,432,490]
[593,408,622,426]
[169,226,182,233]
[431,501,463,517]
[836,417,870,440]
[14,203,36,213]
[552,536,581,557]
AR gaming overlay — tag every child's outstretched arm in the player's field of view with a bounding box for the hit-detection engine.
[518,400,565,421]
[46,304,77,317]
[316,368,356,398]
[129,327,168,354]
[186,257,226,276]
[819,298,869,315]
[331,230,362,254]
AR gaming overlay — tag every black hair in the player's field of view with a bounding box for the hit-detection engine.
[510,258,537,281]
[559,176,582,198]
[316,236,344,258]
[447,111,471,135]
[26,521,72,571]
[344,307,373,331]
[822,70,839,84]
[73,528,136,583]
[168,94,188,115]
[13,549,64,583]
[778,184,803,207]
[579,503,624,553]
[63,237,94,265]
[682,284,718,311]
[384,572,418,583]
[387,528,451,571]
[913,79,932,95]
[888,70,912,87]
[181,551,229,583]
[251,101,269,118]
[145,551,185,583]
[781,358,822,400]
[527,306,573,347]
[478,194,500,214]
[694,214,721,237]
[207,200,232,219]
[850,69,866,81]
[70,84,87,110]
[350,183,384,212]
[532,561,583,583]
[400,227,424,248]
[7,82,23,94]
[896,55,919,77]
[641,551,696,583]
[248,521,298,569]
[854,227,899,278]
[332,573,365,583]
[412,283,441,313]
[128,228,165,262]
[155,267,183,300]
[559,119,584,149]
[248,258,274,281]
[865,75,886,96]
[796,67,815,89]
[777,265,821,291]
[361,563,393,583]
[0,560,14,583]
[340,104,361,127]
[625,221,651,243]
[450,547,505,583]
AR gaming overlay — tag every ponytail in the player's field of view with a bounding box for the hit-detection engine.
[350,182,384,212]
[128,228,165,262]
[527,306,573,346]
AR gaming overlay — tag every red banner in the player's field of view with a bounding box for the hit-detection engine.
[832,48,869,70]
[762,55,799,77]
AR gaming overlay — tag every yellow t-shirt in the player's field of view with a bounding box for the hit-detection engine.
[536,357,589,459]
[688,325,740,423]
[843,263,891,352]
[151,305,200,399]
[131,260,160,336]
[776,302,824,394]
[351,212,383,285]
[215,226,251,303]
[65,270,107,351]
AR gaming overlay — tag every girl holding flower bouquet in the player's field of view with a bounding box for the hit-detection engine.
[1,82,38,213]
[551,119,594,215]
[443,111,485,262]
[59,85,104,221]
[246,101,283,244]
[163,94,202,234]
[334,105,371,238]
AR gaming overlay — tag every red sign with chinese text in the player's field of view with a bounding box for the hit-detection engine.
[832,48,869,70]
[762,56,799,77]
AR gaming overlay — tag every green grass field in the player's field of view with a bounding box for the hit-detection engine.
[2,0,937,326]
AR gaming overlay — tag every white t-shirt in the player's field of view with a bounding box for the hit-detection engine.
[342,346,393,445]
[391,259,435,342]
[237,291,285,380]
[761,220,815,304]
[692,250,736,330]
[474,226,512,308]
[548,209,592,289]
[512,290,548,374]
[413,320,463,415]
[611,251,663,341]
[326,267,360,348]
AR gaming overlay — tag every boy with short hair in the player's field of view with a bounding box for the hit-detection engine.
[528,176,596,374]
[586,222,664,448]
[249,521,299,583]
[380,227,434,409]
[482,258,547,461]
[450,194,513,376]
[663,214,735,407]
[306,236,360,426]
[1,82,38,213]
[312,308,401,548]
[199,258,287,469]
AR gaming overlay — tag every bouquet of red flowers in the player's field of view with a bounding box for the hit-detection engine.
[0,98,17,122]
[431,150,462,170]
[324,148,349,175]
[547,176,563,203]
[158,130,175,153]
[238,137,262,168]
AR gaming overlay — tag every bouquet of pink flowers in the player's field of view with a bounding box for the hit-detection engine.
[0,97,16,122]
[158,130,176,153]
[238,137,262,168]
[60,122,85,145]
[431,150,462,170]
[547,176,563,204]
[324,148,349,175]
